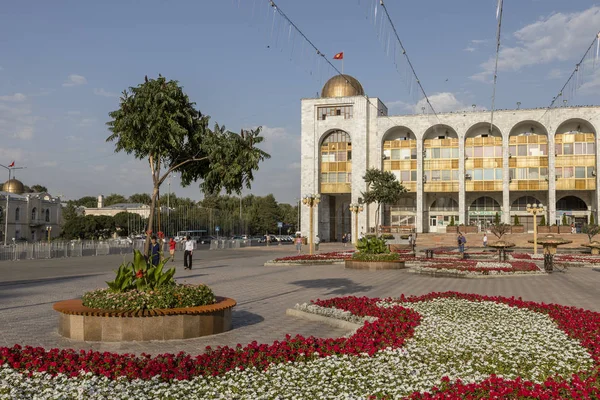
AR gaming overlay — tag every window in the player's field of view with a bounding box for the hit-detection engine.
[317,106,353,120]
[483,146,494,157]
[15,208,19,221]
[430,197,459,211]
[411,171,417,181]
[564,167,574,178]
[45,209,50,222]
[575,167,586,178]
[495,169,502,180]
[588,167,595,178]
[518,145,527,156]
[511,196,542,211]
[563,143,573,155]
[441,170,451,181]
[556,168,562,178]
[31,208,37,221]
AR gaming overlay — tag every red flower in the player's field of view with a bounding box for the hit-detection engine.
[157,231,165,239]
[135,270,144,279]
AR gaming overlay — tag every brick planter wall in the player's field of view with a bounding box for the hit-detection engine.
[345,260,406,270]
[53,297,236,342]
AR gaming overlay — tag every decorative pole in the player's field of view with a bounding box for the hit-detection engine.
[526,203,544,255]
[349,203,364,245]
[302,194,321,255]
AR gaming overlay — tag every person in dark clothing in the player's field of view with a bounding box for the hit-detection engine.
[150,235,160,266]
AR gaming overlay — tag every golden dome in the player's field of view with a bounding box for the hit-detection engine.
[3,179,24,194]
[321,74,364,98]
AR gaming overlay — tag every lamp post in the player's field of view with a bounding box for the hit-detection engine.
[348,203,364,245]
[0,164,24,246]
[526,203,544,255]
[302,194,321,255]
[46,225,52,244]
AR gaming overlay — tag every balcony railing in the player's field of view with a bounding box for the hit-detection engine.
[509,180,548,191]
[424,182,459,192]
[320,183,351,194]
[556,178,596,190]
[466,181,503,191]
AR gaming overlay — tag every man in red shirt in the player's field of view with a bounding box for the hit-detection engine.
[169,237,176,262]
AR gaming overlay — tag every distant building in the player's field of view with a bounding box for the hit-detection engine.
[83,195,154,218]
[0,178,62,242]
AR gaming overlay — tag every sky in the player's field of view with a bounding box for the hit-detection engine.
[1,0,599,205]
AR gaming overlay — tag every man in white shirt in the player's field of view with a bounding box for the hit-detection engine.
[183,236,195,270]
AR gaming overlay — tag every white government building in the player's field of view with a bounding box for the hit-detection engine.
[300,74,600,241]
[0,178,62,242]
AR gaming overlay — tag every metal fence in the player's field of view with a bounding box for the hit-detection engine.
[0,240,145,262]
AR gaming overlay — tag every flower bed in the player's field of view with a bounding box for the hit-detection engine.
[269,251,354,264]
[411,260,541,276]
[512,253,600,264]
[3,293,600,398]
[82,284,216,310]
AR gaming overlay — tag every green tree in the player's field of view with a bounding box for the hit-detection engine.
[513,215,520,225]
[361,168,407,237]
[494,212,500,226]
[562,214,568,226]
[107,75,270,255]
[30,184,48,193]
[539,215,546,226]
[591,213,596,225]
[73,196,98,208]
[104,193,128,206]
[129,193,152,205]
[583,224,600,242]
[113,211,146,237]
[61,202,80,224]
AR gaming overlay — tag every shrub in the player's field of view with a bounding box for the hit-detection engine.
[82,284,216,310]
[356,237,389,254]
[591,213,596,225]
[351,252,400,262]
[106,249,175,292]
[493,213,500,226]
[449,216,455,226]
[562,214,568,226]
[539,215,546,226]
[513,215,520,225]
[381,233,394,240]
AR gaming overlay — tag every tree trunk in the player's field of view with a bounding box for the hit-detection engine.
[375,203,381,238]
[144,186,159,257]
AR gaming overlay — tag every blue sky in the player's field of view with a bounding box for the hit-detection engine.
[1,0,599,204]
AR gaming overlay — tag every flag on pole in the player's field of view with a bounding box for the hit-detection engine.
[8,161,14,168]
[333,52,344,60]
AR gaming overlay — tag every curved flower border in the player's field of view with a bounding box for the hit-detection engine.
[2,292,600,398]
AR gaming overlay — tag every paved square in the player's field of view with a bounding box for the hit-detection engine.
[1,243,599,356]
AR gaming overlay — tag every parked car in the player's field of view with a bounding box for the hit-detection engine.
[199,236,216,244]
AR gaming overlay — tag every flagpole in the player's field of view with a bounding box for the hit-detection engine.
[342,51,344,75]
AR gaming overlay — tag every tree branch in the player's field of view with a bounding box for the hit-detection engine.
[157,156,209,187]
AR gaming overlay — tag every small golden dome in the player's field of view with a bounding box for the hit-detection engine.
[2,179,24,194]
[321,74,364,98]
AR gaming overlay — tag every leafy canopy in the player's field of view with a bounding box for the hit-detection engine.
[361,168,407,207]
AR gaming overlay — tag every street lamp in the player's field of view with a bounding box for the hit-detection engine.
[526,203,544,255]
[46,225,52,244]
[0,163,25,246]
[302,194,321,255]
[348,203,364,245]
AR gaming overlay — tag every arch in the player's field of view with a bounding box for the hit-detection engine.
[430,197,459,211]
[555,118,596,136]
[31,207,37,221]
[382,126,416,143]
[15,207,20,221]
[423,124,458,140]
[45,209,50,222]
[511,196,542,211]
[469,196,501,211]
[508,120,548,137]
[556,196,587,211]
[465,122,502,140]
[319,129,351,146]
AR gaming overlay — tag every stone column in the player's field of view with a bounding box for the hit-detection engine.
[458,133,466,225]
[596,133,600,222]
[548,133,556,224]
[416,138,424,233]
[502,132,511,224]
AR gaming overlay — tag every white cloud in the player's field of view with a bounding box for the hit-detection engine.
[62,74,87,87]
[580,68,600,94]
[471,39,487,44]
[93,88,118,98]
[0,93,26,102]
[464,47,476,52]
[0,102,38,140]
[472,6,600,81]
[414,92,486,114]
[66,110,81,116]
[546,68,566,80]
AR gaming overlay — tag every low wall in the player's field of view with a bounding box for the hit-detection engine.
[345,260,406,270]
[54,296,236,342]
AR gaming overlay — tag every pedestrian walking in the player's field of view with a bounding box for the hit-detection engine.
[342,233,347,247]
[315,234,320,251]
[183,235,195,270]
[458,232,466,254]
[295,234,302,255]
[483,234,488,247]
[150,235,160,266]
[169,237,176,262]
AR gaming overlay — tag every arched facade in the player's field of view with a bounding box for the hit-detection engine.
[301,74,600,236]
[426,196,459,232]
[320,129,352,194]
[465,123,503,192]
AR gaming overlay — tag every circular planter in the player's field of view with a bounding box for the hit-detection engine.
[345,260,406,270]
[53,296,236,342]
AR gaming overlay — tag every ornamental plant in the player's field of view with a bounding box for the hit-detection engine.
[105,249,175,292]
